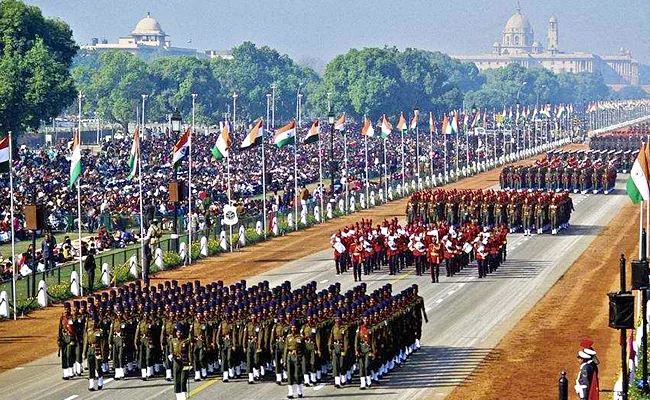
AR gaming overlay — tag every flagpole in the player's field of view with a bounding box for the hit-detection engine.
[317,121,324,222]
[364,116,370,206]
[383,137,388,203]
[455,112,459,177]
[77,94,83,297]
[641,201,644,260]
[444,122,448,182]
[139,94,146,277]
[429,115,434,186]
[294,91,301,231]
[344,131,349,212]
[401,123,405,191]
[264,95,270,238]
[189,93,196,264]
[415,118,420,185]
[8,132,16,319]
[230,93,237,251]
[465,120,470,170]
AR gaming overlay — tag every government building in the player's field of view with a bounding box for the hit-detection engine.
[80,13,232,61]
[452,6,638,85]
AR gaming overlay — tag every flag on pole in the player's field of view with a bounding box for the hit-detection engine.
[127,129,139,179]
[450,112,459,134]
[211,121,232,160]
[471,110,481,128]
[240,119,263,149]
[626,143,650,204]
[482,109,488,128]
[462,111,469,131]
[172,127,191,168]
[274,120,296,148]
[442,114,451,135]
[380,115,392,139]
[334,113,346,131]
[396,112,407,132]
[410,112,418,131]
[540,105,552,119]
[69,132,82,189]
[304,119,320,144]
[429,112,437,134]
[361,116,375,137]
[0,136,9,173]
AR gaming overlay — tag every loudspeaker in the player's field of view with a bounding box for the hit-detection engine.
[24,204,45,231]
[632,259,649,290]
[169,181,185,202]
[608,292,634,329]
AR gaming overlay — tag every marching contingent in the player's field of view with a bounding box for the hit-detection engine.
[58,277,428,399]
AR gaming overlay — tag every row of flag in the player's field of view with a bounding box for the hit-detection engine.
[587,99,650,113]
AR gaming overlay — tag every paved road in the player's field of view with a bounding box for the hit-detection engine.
[0,178,628,400]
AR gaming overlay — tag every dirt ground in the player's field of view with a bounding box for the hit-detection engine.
[0,145,589,377]
[446,201,639,400]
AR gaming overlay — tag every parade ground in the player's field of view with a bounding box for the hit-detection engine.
[0,147,635,400]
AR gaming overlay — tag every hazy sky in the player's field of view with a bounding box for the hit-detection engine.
[26,0,650,65]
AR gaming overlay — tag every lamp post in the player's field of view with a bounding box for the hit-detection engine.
[271,84,276,129]
[170,108,182,253]
[328,105,335,193]
[413,107,420,182]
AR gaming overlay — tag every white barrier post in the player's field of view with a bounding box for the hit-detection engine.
[37,280,47,307]
[0,291,9,318]
[101,263,110,286]
[70,271,80,296]
[200,236,208,256]
[129,255,139,278]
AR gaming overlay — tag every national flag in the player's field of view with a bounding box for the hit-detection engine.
[450,112,459,134]
[532,105,539,119]
[274,120,296,148]
[557,104,566,119]
[380,115,392,139]
[334,113,346,132]
[441,114,450,135]
[304,119,320,144]
[409,112,418,131]
[471,110,481,128]
[240,119,263,149]
[361,116,375,137]
[396,112,407,132]
[429,112,437,134]
[69,132,83,189]
[0,136,9,173]
[462,111,469,130]
[211,121,232,160]
[626,143,650,204]
[127,129,139,179]
[482,110,488,128]
[172,127,191,168]
[540,105,552,119]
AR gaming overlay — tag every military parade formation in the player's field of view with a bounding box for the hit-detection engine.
[58,277,427,399]
[499,150,619,194]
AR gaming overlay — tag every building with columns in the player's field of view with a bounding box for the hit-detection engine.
[80,13,232,61]
[452,7,638,85]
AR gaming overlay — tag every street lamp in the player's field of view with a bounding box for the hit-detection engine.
[413,106,420,180]
[170,108,182,252]
[517,81,528,102]
[328,110,335,192]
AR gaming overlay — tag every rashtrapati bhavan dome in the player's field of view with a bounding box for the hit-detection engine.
[452,6,638,85]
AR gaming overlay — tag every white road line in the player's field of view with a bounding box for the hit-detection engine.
[435,299,444,304]
[448,290,456,295]
[320,279,328,284]
[63,396,78,400]
[459,283,466,288]
[14,367,23,370]
[103,378,114,384]
[425,307,432,312]
[314,384,325,391]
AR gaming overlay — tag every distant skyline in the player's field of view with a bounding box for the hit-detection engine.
[26,0,650,65]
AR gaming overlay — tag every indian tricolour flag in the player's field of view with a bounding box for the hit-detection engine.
[211,121,232,160]
[127,129,140,180]
[0,136,9,173]
[241,119,263,150]
[396,112,407,132]
[172,127,191,168]
[69,132,82,189]
[627,143,650,204]
[274,120,296,148]
[335,113,346,132]
[304,119,319,144]
[361,116,375,137]
[380,115,392,139]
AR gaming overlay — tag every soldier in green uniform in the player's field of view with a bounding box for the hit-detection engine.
[300,309,318,386]
[109,306,127,379]
[328,311,348,388]
[58,302,76,380]
[161,305,176,381]
[98,306,112,375]
[217,307,234,382]
[354,312,374,389]
[170,323,192,400]
[190,308,208,381]
[72,300,87,376]
[243,309,263,383]
[271,310,289,384]
[283,319,304,399]
[134,305,155,380]
[83,311,105,391]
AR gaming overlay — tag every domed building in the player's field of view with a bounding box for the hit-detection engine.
[81,13,232,60]
[453,6,638,85]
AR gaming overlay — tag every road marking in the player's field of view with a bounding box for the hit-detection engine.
[314,384,325,391]
[448,290,456,295]
[425,307,432,312]
[435,299,444,304]
[103,378,114,384]
[320,279,329,283]
[389,269,415,284]
[14,367,23,370]
[459,283,466,288]
[189,376,221,397]
[63,396,78,400]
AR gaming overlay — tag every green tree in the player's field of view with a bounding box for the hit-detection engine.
[0,0,78,135]
[614,85,649,100]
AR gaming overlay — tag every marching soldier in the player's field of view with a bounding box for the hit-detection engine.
[328,311,348,388]
[271,310,289,384]
[300,310,319,386]
[161,305,176,382]
[83,311,105,391]
[170,324,192,400]
[217,307,235,382]
[283,319,305,399]
[109,306,128,380]
[354,312,374,390]
[58,302,76,380]
[134,306,155,380]
[190,308,208,382]
[243,309,263,384]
